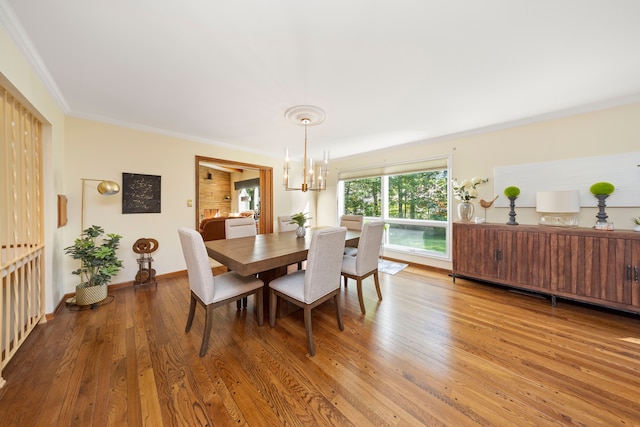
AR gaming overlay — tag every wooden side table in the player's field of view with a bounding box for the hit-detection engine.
[133,238,159,288]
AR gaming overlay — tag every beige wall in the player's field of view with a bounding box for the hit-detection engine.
[63,116,308,293]
[320,103,640,270]
[63,117,324,296]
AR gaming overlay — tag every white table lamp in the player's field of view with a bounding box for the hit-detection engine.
[536,190,581,227]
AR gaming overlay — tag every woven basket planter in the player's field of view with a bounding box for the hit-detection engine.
[75,284,108,306]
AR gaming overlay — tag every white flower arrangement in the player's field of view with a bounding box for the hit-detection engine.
[452,177,489,202]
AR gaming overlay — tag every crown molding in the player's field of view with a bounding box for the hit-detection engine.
[0,0,69,113]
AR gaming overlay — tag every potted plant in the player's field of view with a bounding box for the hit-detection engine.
[590,181,615,224]
[632,217,640,232]
[64,225,123,305]
[290,212,311,238]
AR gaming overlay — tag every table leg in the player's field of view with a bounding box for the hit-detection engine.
[258,265,302,318]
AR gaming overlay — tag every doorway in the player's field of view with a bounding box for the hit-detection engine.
[195,156,273,234]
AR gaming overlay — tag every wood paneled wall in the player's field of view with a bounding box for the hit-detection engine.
[198,166,231,222]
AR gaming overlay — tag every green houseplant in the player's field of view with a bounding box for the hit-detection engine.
[289,212,311,238]
[64,225,123,305]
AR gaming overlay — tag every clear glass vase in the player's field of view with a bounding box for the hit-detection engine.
[457,201,474,223]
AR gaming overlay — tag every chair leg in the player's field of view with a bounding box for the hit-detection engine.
[256,288,264,326]
[243,296,248,308]
[269,289,277,327]
[236,300,242,310]
[200,304,214,357]
[343,275,348,287]
[373,271,383,301]
[185,294,197,332]
[333,294,344,331]
[357,278,366,314]
[304,307,315,356]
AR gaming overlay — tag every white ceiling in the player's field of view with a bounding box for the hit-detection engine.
[3,0,640,161]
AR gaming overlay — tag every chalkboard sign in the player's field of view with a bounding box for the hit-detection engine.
[122,173,161,214]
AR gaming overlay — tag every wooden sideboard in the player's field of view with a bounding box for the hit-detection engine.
[452,222,640,314]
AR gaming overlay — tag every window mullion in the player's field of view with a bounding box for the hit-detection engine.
[381,176,389,220]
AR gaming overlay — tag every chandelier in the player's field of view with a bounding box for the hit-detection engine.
[283,105,329,192]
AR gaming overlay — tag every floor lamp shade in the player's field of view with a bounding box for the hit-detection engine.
[81,178,120,231]
[97,180,120,195]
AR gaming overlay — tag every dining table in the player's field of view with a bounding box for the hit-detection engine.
[205,227,360,316]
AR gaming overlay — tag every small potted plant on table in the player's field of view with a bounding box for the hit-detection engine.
[290,212,311,238]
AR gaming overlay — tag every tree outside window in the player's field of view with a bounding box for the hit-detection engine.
[341,168,449,255]
[343,177,381,216]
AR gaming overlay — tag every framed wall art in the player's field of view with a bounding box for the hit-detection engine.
[122,173,161,214]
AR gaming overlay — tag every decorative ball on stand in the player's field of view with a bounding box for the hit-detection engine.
[590,181,615,224]
[504,186,521,225]
[589,182,615,196]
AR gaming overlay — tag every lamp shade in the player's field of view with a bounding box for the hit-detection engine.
[97,180,120,195]
[536,190,580,213]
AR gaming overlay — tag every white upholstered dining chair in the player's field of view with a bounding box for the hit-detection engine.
[341,220,385,315]
[278,215,303,270]
[178,227,264,356]
[225,216,258,309]
[340,214,364,231]
[225,217,257,239]
[278,215,298,232]
[268,227,347,356]
[340,214,363,256]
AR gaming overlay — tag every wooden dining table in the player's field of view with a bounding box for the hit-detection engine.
[205,227,360,316]
[205,227,360,278]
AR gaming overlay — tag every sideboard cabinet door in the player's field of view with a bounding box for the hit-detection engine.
[452,223,550,291]
[551,234,632,306]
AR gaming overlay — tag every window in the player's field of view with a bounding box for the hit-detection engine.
[339,157,450,258]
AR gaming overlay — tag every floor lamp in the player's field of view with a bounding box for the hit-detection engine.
[81,178,120,232]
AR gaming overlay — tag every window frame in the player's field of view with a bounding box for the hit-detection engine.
[338,155,452,260]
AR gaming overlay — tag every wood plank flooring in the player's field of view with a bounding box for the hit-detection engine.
[1,265,640,426]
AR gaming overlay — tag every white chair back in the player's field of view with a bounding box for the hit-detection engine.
[340,215,363,231]
[225,217,257,239]
[304,227,347,303]
[178,227,215,304]
[355,221,385,275]
[278,215,298,232]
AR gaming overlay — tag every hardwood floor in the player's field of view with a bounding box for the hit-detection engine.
[2,265,640,426]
